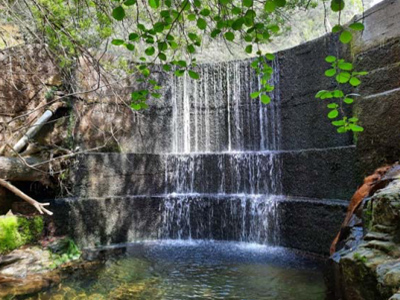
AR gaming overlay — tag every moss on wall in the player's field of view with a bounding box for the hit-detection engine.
[0,215,44,253]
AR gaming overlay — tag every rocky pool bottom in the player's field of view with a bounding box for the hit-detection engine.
[19,240,328,300]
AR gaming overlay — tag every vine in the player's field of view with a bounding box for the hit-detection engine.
[316,0,367,133]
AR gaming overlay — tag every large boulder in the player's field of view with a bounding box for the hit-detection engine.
[329,168,400,299]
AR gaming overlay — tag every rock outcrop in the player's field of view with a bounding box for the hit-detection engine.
[330,166,400,300]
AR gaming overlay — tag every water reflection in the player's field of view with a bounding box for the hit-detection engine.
[26,240,326,300]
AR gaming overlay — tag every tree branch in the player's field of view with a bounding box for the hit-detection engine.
[0,178,53,215]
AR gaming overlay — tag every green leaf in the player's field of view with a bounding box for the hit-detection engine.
[130,102,141,110]
[145,47,155,56]
[336,72,351,83]
[188,14,196,21]
[232,7,242,14]
[197,18,207,30]
[158,52,167,60]
[169,41,178,49]
[321,91,333,99]
[274,0,286,7]
[349,117,359,122]
[331,0,345,12]
[124,0,136,6]
[337,127,347,133]
[327,103,338,109]
[328,110,339,119]
[261,94,271,104]
[137,23,146,31]
[211,29,221,38]
[224,31,235,41]
[188,33,198,41]
[232,18,244,31]
[250,91,260,99]
[243,0,253,7]
[129,33,139,41]
[316,90,327,98]
[325,69,336,77]
[158,41,168,51]
[264,1,276,13]
[332,25,342,33]
[344,97,354,104]
[350,124,364,132]
[325,56,336,63]
[349,22,364,31]
[338,62,353,71]
[245,45,252,54]
[163,64,171,71]
[141,68,150,77]
[148,0,160,9]
[151,92,161,98]
[332,120,345,126]
[333,90,344,98]
[349,77,361,86]
[153,22,165,33]
[188,70,200,79]
[112,6,125,21]
[125,43,135,51]
[174,69,185,77]
[111,39,125,46]
[265,53,275,60]
[177,60,187,67]
[200,8,211,16]
[340,30,352,44]
[187,44,195,53]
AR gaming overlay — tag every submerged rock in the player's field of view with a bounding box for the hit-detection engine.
[0,247,60,297]
[330,170,400,299]
[0,238,86,298]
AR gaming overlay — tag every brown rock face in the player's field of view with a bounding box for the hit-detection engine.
[329,167,400,300]
[0,247,60,297]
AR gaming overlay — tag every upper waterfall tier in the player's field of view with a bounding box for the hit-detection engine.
[152,59,281,153]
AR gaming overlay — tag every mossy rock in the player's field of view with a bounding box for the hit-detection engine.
[0,215,44,254]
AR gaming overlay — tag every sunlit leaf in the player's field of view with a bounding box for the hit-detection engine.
[112,6,125,21]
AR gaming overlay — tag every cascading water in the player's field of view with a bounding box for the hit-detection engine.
[161,58,282,245]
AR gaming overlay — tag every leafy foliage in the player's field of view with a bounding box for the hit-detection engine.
[316,19,367,133]
[0,216,44,254]
[1,0,371,135]
[49,238,81,269]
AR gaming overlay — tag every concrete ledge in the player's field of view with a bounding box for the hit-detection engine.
[73,147,358,200]
[52,195,346,255]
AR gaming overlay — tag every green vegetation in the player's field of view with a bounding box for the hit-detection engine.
[316,20,367,133]
[353,252,368,263]
[49,238,82,269]
[0,216,44,253]
[0,0,378,133]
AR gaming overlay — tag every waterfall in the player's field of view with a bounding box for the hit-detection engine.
[161,58,282,244]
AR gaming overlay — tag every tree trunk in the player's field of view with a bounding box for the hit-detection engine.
[0,156,50,184]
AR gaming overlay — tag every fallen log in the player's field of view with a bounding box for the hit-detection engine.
[0,156,50,184]
[0,156,53,215]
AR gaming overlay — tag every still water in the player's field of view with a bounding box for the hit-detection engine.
[28,240,326,300]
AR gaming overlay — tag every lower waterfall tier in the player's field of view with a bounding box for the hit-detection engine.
[72,147,357,200]
[53,195,346,255]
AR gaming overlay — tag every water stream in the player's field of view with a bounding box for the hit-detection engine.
[161,59,282,245]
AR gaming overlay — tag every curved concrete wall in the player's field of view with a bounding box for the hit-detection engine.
[50,0,400,255]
